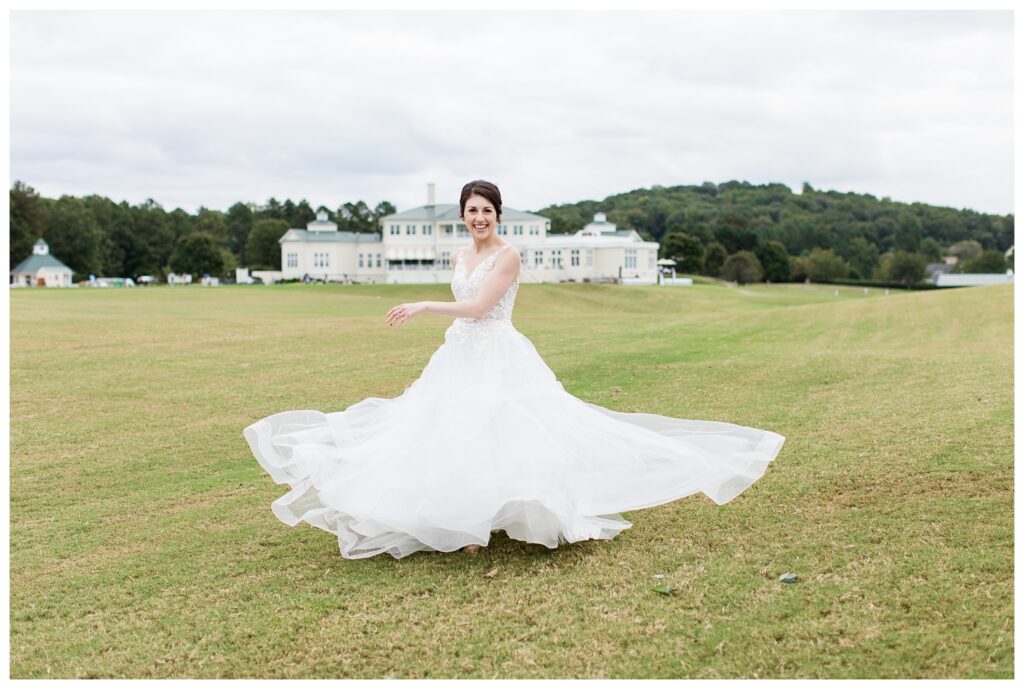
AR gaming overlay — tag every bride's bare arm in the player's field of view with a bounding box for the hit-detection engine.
[385,250,521,327]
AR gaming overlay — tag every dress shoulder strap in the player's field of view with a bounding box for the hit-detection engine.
[483,244,512,270]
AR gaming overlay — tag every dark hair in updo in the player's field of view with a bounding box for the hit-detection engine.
[459,180,502,222]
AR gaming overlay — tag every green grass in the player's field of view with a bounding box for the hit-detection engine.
[9,280,1013,678]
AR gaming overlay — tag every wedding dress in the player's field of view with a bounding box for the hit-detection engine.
[243,243,784,559]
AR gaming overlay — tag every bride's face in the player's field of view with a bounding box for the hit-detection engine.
[462,194,498,240]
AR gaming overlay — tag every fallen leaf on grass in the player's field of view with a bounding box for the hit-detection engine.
[653,584,674,595]
[484,568,498,578]
[779,572,798,584]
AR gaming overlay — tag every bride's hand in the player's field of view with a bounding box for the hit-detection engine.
[385,301,426,328]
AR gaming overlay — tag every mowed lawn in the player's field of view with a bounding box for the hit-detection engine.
[9,280,1013,679]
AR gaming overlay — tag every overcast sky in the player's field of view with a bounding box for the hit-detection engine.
[9,9,1014,216]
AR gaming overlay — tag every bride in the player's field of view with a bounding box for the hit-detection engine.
[243,180,785,559]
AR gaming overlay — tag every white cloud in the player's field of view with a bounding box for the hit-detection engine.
[10,9,1014,215]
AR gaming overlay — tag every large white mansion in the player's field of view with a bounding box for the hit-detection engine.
[279,186,660,284]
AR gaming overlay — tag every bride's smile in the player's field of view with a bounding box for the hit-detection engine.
[463,196,497,241]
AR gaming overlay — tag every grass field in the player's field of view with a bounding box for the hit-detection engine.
[8,280,1013,678]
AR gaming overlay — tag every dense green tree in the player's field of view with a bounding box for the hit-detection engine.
[754,240,791,282]
[841,236,880,279]
[282,199,297,226]
[10,181,47,265]
[220,247,238,277]
[245,219,288,269]
[894,212,923,252]
[194,208,228,245]
[373,201,397,222]
[886,251,928,287]
[962,250,1007,273]
[789,255,808,282]
[166,208,194,245]
[290,199,317,229]
[919,237,944,262]
[803,248,850,282]
[44,195,103,277]
[665,209,712,243]
[721,251,763,285]
[776,215,832,255]
[338,200,375,233]
[84,196,143,276]
[130,199,172,276]
[169,233,226,276]
[659,232,704,274]
[713,215,758,254]
[665,209,687,235]
[542,205,588,234]
[226,202,254,257]
[703,241,727,277]
[874,215,900,252]
[260,198,285,220]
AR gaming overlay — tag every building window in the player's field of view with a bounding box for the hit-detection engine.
[442,224,454,236]
[441,251,451,269]
[551,249,562,269]
[586,249,593,266]
[533,250,544,267]
[358,254,364,268]
[406,224,416,235]
[376,254,382,268]
[390,224,400,235]
[571,249,580,267]
[519,250,527,265]
[528,225,538,235]
[498,224,507,235]
[423,224,432,235]
[625,249,636,269]
[457,226,469,238]
[287,252,298,268]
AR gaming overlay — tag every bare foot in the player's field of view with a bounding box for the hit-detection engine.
[462,544,482,554]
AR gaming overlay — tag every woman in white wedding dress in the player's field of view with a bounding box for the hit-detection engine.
[243,180,785,559]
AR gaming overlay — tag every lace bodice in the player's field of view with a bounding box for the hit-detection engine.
[451,244,519,322]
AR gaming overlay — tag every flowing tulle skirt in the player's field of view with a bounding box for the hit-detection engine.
[243,318,785,559]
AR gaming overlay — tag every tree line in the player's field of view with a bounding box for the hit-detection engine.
[536,181,1014,286]
[9,181,395,279]
[10,179,1014,285]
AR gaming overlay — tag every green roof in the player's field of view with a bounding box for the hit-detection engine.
[11,253,73,274]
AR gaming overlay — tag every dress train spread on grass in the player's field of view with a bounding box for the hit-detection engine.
[243,244,785,559]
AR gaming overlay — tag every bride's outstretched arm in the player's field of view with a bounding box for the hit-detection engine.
[385,251,521,327]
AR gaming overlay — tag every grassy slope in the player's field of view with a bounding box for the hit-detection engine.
[9,282,1013,678]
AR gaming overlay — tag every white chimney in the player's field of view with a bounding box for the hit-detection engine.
[427,182,436,206]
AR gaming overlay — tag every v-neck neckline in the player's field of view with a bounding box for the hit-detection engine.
[460,245,508,277]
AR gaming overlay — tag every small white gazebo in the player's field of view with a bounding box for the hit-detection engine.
[657,258,692,286]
